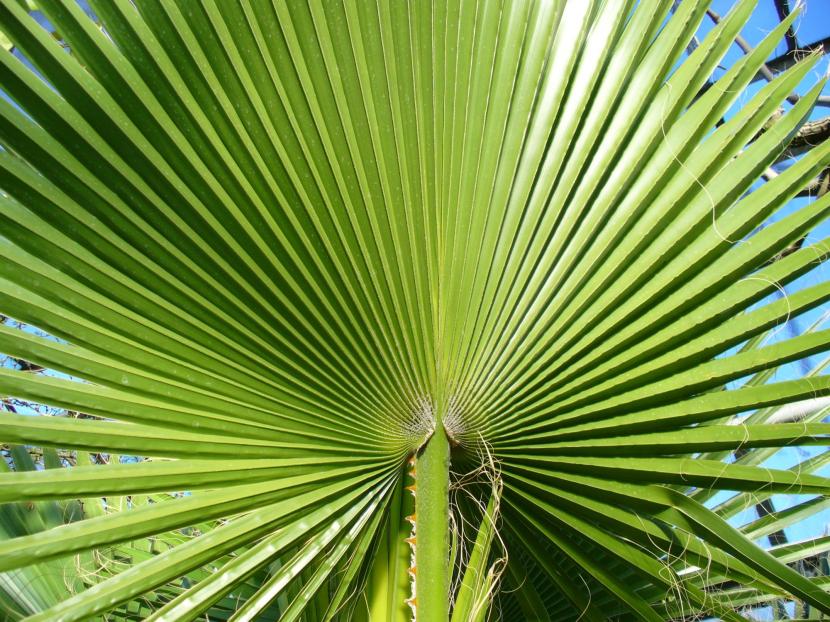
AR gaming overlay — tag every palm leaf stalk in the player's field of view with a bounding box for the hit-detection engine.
[1,0,830,620]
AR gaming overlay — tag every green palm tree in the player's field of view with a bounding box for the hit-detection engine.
[1,0,830,619]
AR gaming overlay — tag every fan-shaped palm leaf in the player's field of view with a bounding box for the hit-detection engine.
[1,0,830,620]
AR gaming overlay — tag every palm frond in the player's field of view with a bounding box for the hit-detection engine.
[1,0,829,619]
